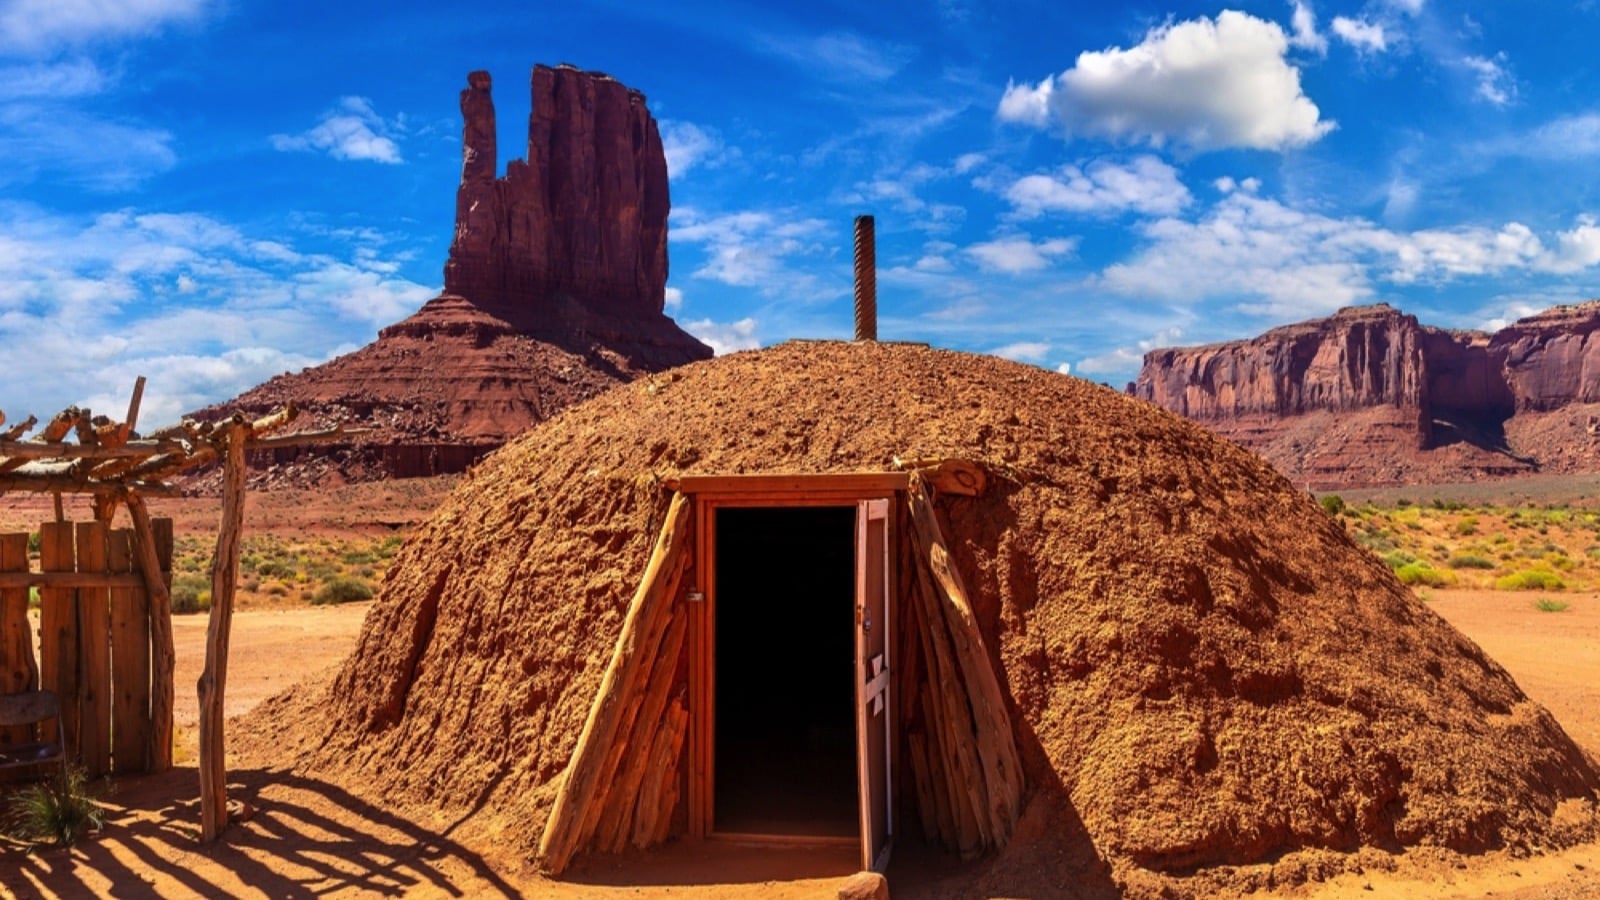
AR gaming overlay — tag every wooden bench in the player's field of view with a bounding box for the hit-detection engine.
[0,690,67,777]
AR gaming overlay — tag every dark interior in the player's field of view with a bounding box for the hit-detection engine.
[714,505,858,837]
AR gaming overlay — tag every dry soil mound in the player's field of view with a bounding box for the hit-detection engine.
[240,341,1600,892]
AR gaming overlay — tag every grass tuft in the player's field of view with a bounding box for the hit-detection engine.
[4,766,107,846]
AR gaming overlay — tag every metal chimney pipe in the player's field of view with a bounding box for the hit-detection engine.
[853,215,877,341]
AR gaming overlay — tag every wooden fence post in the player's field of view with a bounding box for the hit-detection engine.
[0,533,35,747]
[76,521,111,777]
[109,528,150,773]
[126,492,174,772]
[199,424,246,841]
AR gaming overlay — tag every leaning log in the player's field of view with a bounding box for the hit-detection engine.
[126,492,174,773]
[538,491,692,874]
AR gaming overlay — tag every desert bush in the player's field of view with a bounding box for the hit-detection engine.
[5,766,106,846]
[311,576,373,606]
[341,549,379,565]
[1319,494,1345,516]
[1448,554,1496,570]
[1495,569,1566,591]
[1455,516,1479,536]
[26,531,39,555]
[1381,550,1416,569]
[170,573,211,614]
[1395,563,1449,587]
[1535,597,1570,612]
[27,586,39,609]
[254,559,295,579]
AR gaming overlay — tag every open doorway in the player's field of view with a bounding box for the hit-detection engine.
[713,505,857,838]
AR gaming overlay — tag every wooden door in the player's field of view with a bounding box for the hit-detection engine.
[854,498,892,870]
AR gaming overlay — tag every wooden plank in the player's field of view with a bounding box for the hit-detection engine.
[688,498,710,839]
[906,474,1023,848]
[538,491,693,874]
[0,572,147,589]
[912,560,983,855]
[672,472,908,496]
[75,521,111,778]
[37,522,76,754]
[200,424,247,841]
[633,699,688,848]
[0,476,181,496]
[572,547,690,852]
[127,494,174,773]
[595,607,689,852]
[0,533,35,747]
[109,528,149,774]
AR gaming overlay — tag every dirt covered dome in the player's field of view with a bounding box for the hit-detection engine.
[242,340,1599,892]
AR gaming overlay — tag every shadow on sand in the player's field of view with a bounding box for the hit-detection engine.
[0,765,524,899]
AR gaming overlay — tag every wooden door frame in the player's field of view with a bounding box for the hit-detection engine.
[684,474,906,849]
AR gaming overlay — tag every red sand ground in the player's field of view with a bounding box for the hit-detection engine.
[1,587,1597,898]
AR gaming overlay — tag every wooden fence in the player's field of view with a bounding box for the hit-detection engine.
[0,519,173,777]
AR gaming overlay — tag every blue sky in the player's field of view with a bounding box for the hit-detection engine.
[5,0,1600,427]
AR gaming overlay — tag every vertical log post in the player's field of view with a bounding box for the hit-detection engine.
[126,491,174,773]
[199,423,246,841]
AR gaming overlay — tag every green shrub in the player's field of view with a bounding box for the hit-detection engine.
[170,573,211,614]
[26,531,39,555]
[28,586,39,609]
[4,766,106,846]
[1381,550,1416,569]
[1535,597,1570,612]
[1447,554,1496,570]
[1319,494,1345,516]
[311,577,374,606]
[1494,569,1566,591]
[1455,516,1479,536]
[254,559,295,579]
[1395,563,1448,587]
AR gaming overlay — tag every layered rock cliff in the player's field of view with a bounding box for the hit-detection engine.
[190,65,711,487]
[1133,302,1600,487]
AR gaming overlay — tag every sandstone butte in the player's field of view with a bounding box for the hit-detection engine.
[1132,301,1600,489]
[191,65,711,484]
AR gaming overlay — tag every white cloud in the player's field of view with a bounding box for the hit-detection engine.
[0,0,208,54]
[1077,326,1186,376]
[1000,11,1333,152]
[663,286,684,312]
[1288,1,1327,55]
[1496,114,1600,159]
[966,236,1077,274]
[997,77,1053,128]
[1004,156,1192,218]
[952,152,985,175]
[0,58,106,98]
[1461,53,1513,106]
[0,201,433,425]
[1055,362,1072,375]
[661,120,723,181]
[1331,16,1387,53]
[683,317,760,356]
[1385,0,1424,14]
[767,30,913,82]
[991,341,1050,362]
[672,207,829,291]
[271,96,403,164]
[1097,187,1600,317]
[0,103,175,190]
[1538,216,1600,275]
